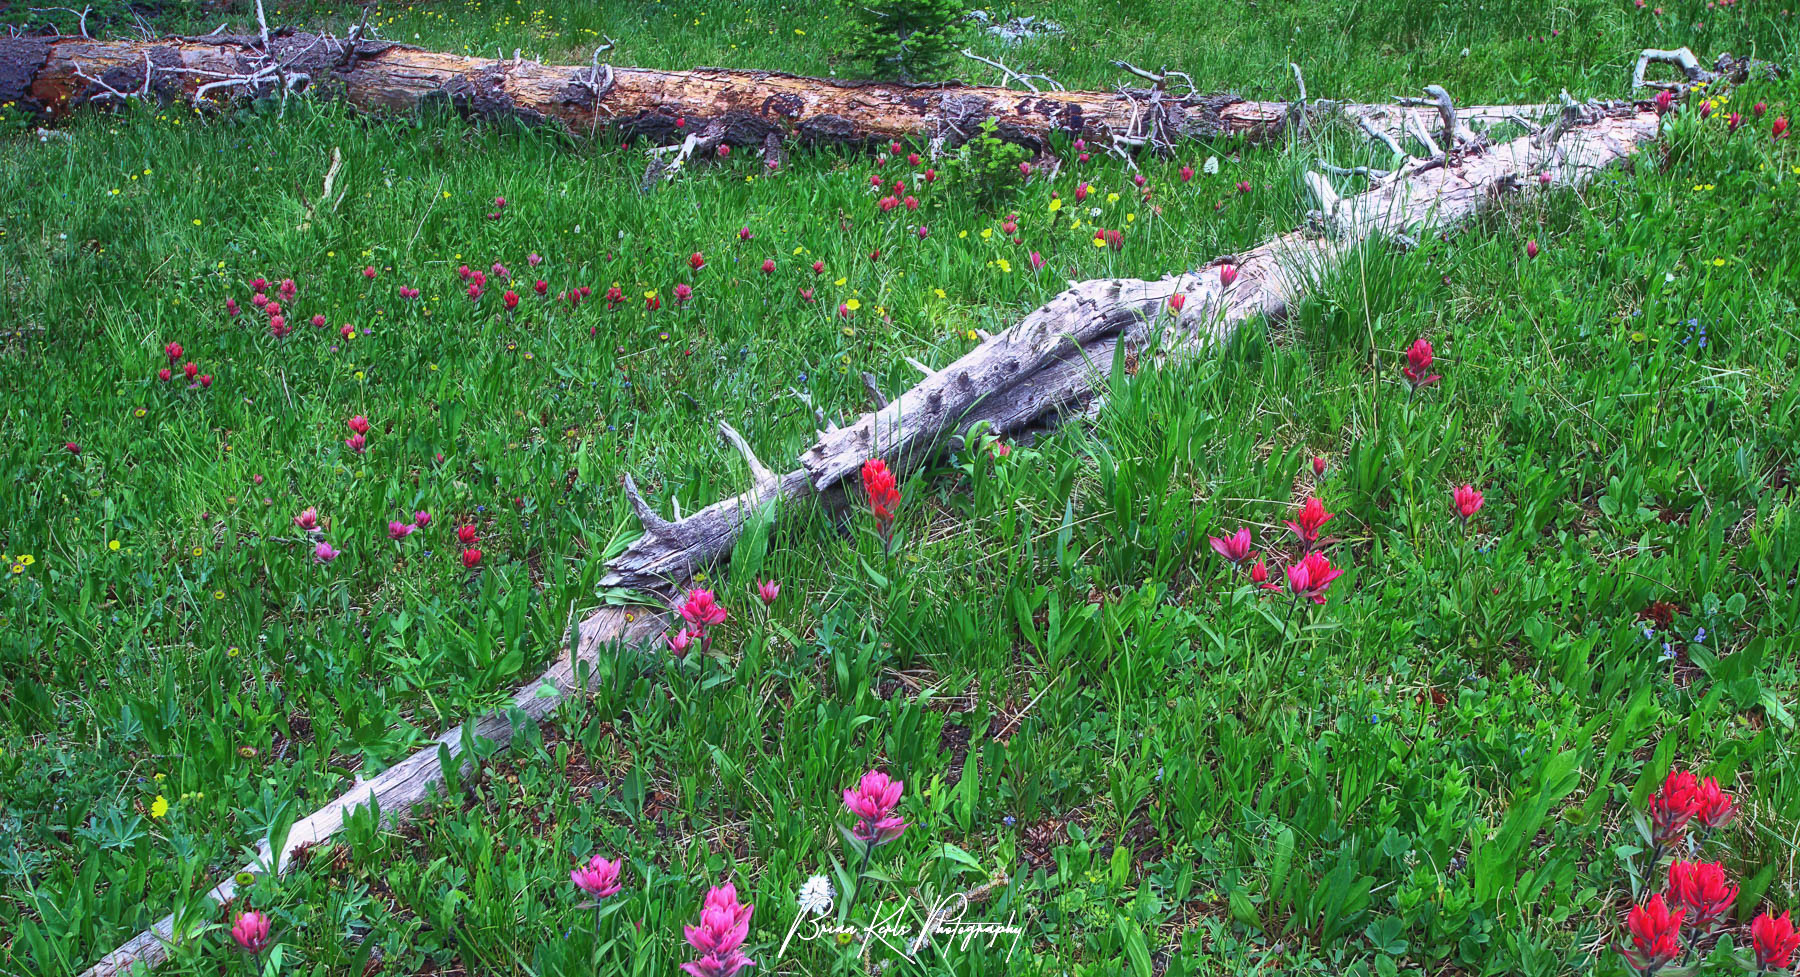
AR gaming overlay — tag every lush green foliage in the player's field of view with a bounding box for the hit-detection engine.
[3,1,1800,976]
[946,118,1034,202]
[846,0,969,82]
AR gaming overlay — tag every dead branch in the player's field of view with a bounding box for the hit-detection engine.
[1633,46,1715,90]
[29,6,92,38]
[961,48,1063,93]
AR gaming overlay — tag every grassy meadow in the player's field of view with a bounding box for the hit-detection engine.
[3,1,1800,975]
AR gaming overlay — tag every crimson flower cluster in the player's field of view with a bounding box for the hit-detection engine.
[1211,495,1348,606]
[1619,770,1797,974]
[842,769,908,848]
[1646,769,1736,856]
[681,884,756,977]
[862,459,901,543]
[669,587,729,654]
[1403,337,1442,390]
[155,339,213,389]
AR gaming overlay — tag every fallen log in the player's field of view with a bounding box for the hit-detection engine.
[74,61,1674,977]
[0,31,1550,154]
[614,100,1660,584]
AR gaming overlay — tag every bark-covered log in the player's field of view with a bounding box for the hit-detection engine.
[1,31,1545,151]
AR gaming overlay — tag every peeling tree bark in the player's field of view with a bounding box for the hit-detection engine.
[1,32,1549,152]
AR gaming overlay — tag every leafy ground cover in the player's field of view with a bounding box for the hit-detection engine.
[3,1,1800,975]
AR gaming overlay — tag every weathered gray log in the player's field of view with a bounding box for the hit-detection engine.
[608,102,1661,589]
[796,104,1656,489]
[77,95,1662,977]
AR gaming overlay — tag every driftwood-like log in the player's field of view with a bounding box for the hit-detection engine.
[796,106,1654,488]
[0,31,1554,152]
[606,102,1660,589]
[73,69,1661,977]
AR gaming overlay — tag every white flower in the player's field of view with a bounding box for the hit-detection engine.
[797,874,833,916]
[1203,156,1220,175]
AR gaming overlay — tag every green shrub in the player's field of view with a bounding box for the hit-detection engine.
[945,117,1032,202]
[847,0,969,82]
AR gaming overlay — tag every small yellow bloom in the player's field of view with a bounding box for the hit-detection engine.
[834,277,848,287]
[1106,193,1120,204]
[1711,258,1726,267]
[108,540,120,551]
[1049,198,1062,212]
[150,795,169,818]
[213,590,225,600]
[191,547,203,557]
[997,259,1012,273]
[958,230,968,239]
[1126,213,1135,223]
[845,298,861,311]
[934,288,947,299]
[191,219,202,226]
[981,228,993,239]
[19,555,33,566]
[1093,237,1108,248]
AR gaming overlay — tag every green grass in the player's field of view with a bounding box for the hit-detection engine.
[3,1,1800,976]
